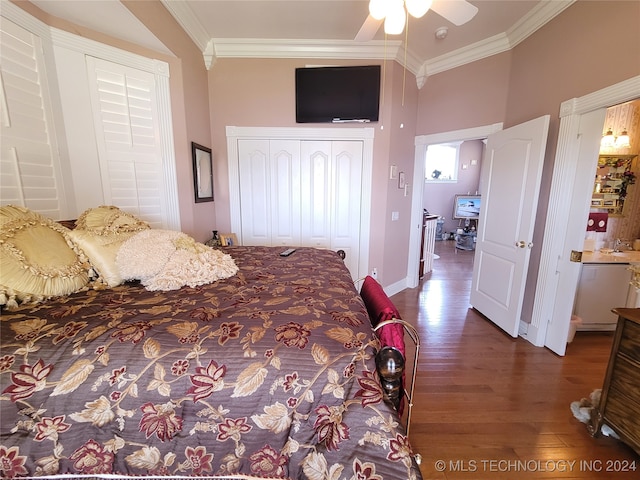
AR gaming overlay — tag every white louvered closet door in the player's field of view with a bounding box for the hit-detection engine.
[85,57,166,228]
[0,18,64,217]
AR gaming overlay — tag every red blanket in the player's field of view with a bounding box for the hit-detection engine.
[360,276,405,357]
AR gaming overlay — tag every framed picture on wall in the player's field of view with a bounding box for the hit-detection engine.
[192,142,214,203]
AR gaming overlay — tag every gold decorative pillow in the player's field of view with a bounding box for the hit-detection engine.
[0,205,89,307]
[75,205,149,234]
[69,206,150,287]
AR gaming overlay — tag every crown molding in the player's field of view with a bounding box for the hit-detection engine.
[163,0,577,86]
[507,0,576,48]
[160,0,210,52]
[419,0,576,79]
[421,32,512,78]
[211,38,401,60]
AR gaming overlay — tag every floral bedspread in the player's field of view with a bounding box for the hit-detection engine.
[0,246,422,479]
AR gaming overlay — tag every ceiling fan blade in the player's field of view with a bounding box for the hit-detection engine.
[354,14,383,42]
[431,0,479,26]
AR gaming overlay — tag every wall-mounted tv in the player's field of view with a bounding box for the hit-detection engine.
[453,194,481,220]
[295,65,381,123]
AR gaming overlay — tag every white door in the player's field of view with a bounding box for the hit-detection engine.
[543,108,605,354]
[238,139,302,246]
[300,141,332,248]
[86,57,170,229]
[238,139,272,245]
[327,141,363,278]
[470,116,550,337]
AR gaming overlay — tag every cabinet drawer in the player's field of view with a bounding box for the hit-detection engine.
[608,355,640,403]
[602,386,640,451]
[619,320,640,361]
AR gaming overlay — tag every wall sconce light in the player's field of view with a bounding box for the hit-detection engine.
[601,128,615,148]
[615,129,630,148]
[601,127,631,148]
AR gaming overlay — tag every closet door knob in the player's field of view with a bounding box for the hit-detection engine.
[516,240,526,248]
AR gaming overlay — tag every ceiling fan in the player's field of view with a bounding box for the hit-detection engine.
[355,0,479,41]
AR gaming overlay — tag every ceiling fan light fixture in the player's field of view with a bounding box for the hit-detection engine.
[384,1,406,35]
[369,0,388,20]
[406,0,433,19]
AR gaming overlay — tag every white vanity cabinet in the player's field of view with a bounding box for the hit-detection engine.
[574,263,633,330]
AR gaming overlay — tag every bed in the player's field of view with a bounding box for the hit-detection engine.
[0,206,422,480]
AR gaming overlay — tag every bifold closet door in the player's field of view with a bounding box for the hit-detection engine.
[237,139,301,246]
[301,140,363,277]
[237,139,363,278]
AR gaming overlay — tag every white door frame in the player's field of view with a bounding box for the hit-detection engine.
[527,75,640,352]
[407,123,503,289]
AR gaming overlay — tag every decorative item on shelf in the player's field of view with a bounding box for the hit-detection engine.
[619,170,636,200]
[205,230,221,247]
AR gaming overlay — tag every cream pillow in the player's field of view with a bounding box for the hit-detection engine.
[116,229,238,291]
[69,206,150,287]
[0,205,89,307]
[67,229,138,287]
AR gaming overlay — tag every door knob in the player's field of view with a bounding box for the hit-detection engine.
[516,240,526,248]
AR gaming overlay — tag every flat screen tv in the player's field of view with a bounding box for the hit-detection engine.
[295,65,381,123]
[453,194,481,220]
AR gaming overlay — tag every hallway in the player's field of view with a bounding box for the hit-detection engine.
[390,240,639,479]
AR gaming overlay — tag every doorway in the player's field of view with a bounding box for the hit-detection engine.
[526,75,640,355]
[406,77,640,355]
[407,123,503,289]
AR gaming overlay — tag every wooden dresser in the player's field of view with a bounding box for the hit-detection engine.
[591,308,640,455]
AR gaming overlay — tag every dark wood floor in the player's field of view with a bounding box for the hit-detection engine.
[391,240,639,479]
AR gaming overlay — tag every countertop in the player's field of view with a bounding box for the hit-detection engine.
[582,250,640,264]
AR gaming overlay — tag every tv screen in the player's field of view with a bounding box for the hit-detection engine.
[453,194,481,220]
[295,65,381,123]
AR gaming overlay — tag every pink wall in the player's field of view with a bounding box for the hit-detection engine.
[416,52,512,134]
[380,62,419,283]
